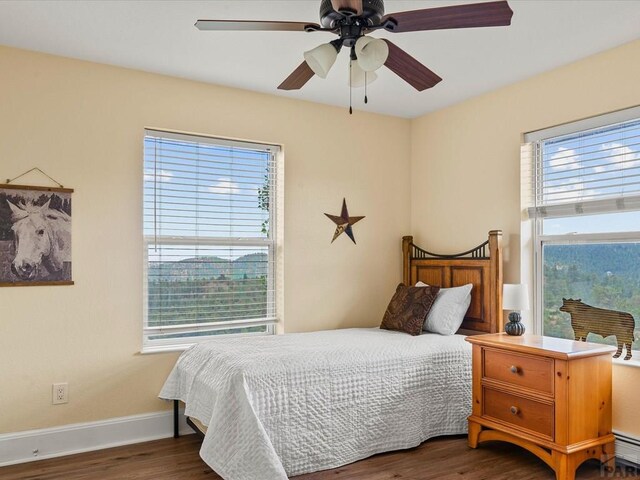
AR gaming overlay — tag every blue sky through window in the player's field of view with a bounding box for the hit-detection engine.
[541,119,640,235]
[144,136,271,262]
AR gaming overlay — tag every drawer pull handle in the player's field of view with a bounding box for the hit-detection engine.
[510,365,519,374]
[510,406,519,415]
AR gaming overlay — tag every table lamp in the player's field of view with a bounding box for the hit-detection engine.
[503,284,530,336]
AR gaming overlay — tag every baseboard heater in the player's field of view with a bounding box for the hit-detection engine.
[615,431,640,472]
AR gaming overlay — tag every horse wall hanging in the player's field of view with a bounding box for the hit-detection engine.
[0,184,73,286]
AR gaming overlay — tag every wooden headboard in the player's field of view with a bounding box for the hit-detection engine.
[402,230,503,335]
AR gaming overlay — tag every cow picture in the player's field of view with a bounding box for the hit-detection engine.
[560,298,635,360]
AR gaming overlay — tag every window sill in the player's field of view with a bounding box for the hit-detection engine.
[613,356,640,369]
[139,330,276,355]
[139,344,192,355]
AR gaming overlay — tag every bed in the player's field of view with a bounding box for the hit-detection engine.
[159,231,503,480]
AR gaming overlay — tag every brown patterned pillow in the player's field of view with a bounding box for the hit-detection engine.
[380,283,441,336]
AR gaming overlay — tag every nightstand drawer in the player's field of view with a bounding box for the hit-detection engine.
[483,348,554,395]
[483,387,554,440]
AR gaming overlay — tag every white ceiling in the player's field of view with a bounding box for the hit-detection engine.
[1,0,640,118]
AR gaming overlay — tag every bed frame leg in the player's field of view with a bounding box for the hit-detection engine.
[173,400,180,438]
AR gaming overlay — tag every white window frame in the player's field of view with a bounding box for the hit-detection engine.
[142,130,280,353]
[526,107,640,366]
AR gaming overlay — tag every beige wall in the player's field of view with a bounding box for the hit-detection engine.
[0,46,411,433]
[4,36,640,439]
[411,39,640,436]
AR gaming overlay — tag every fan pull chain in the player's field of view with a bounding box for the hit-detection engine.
[349,61,353,115]
[364,73,368,104]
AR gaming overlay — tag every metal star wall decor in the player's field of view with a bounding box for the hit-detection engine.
[324,198,365,244]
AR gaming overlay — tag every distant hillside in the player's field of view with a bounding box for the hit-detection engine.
[542,243,640,349]
[545,243,640,282]
[149,253,267,281]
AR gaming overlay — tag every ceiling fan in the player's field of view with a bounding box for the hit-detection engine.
[196,0,513,106]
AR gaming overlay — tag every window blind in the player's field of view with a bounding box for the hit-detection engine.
[143,129,279,348]
[525,116,640,219]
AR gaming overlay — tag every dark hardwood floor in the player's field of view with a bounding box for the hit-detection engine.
[1,434,637,480]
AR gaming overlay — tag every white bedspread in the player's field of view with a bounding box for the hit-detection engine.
[159,328,472,480]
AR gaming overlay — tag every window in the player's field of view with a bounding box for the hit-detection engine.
[143,129,280,351]
[525,107,640,362]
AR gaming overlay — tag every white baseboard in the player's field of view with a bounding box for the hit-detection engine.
[615,431,640,468]
[2,415,637,470]
[0,408,193,467]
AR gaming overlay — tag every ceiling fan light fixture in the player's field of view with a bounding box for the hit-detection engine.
[349,60,378,88]
[354,36,389,72]
[198,0,514,97]
[304,43,339,79]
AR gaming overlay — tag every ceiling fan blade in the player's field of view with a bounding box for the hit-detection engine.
[195,20,321,32]
[330,0,363,15]
[278,61,315,90]
[382,40,442,92]
[382,1,513,33]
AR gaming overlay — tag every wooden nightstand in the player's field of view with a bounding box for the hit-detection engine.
[466,333,617,480]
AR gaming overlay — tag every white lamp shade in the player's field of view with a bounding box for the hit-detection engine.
[503,284,530,311]
[355,36,389,72]
[349,60,378,88]
[303,43,338,79]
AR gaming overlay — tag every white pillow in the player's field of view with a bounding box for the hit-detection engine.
[416,281,472,335]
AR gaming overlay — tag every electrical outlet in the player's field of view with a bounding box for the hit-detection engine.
[52,383,68,405]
